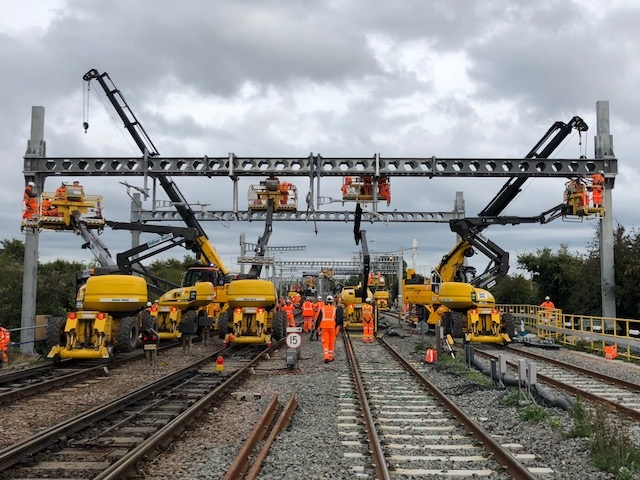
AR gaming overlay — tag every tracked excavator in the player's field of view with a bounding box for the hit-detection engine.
[403,116,593,344]
[83,69,229,340]
[216,176,295,344]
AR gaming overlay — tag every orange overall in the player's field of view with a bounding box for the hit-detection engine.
[591,172,604,207]
[0,326,10,365]
[23,185,39,220]
[282,303,296,327]
[362,303,374,343]
[318,305,338,362]
[301,301,315,332]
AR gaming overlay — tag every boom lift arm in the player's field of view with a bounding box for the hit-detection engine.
[83,69,228,274]
[238,196,274,280]
[354,204,371,295]
[435,116,588,287]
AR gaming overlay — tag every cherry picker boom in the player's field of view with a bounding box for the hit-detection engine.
[84,68,229,336]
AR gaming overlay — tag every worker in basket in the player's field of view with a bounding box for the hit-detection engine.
[23,181,39,220]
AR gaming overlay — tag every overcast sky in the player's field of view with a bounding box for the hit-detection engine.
[1,0,638,281]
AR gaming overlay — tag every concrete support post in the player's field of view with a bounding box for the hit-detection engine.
[239,232,246,275]
[397,254,403,307]
[595,101,616,319]
[20,106,46,355]
[130,193,141,253]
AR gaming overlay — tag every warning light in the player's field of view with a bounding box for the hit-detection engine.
[216,355,224,372]
[68,312,77,320]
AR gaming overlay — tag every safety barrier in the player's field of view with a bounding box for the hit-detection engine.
[498,304,640,361]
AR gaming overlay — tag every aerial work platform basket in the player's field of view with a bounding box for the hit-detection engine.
[22,184,105,231]
[341,176,391,205]
[248,177,298,212]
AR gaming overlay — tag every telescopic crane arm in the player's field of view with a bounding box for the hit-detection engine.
[354,204,371,295]
[83,69,228,274]
[435,116,588,288]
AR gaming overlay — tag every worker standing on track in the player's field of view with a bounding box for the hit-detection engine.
[315,295,344,363]
[23,181,39,220]
[362,298,375,343]
[301,297,315,333]
[0,322,10,367]
[282,299,296,327]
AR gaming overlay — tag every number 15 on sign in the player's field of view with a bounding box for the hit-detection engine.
[286,333,301,348]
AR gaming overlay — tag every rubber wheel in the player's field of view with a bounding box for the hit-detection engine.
[45,316,66,348]
[451,312,464,339]
[272,311,286,340]
[503,313,516,338]
[116,316,140,352]
[442,311,452,336]
[141,312,159,333]
[217,311,229,339]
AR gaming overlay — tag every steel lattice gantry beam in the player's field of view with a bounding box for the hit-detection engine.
[137,209,464,223]
[23,154,616,178]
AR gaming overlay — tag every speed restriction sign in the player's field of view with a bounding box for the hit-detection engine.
[286,333,302,348]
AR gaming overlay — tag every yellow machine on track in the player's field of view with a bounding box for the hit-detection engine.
[46,274,147,361]
[216,176,295,345]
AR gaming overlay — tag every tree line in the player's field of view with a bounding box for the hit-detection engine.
[2,224,640,330]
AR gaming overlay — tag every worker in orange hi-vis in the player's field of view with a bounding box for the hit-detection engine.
[540,296,555,323]
[590,170,605,207]
[362,298,375,343]
[315,295,344,363]
[0,321,10,367]
[309,296,323,341]
[282,299,296,327]
[301,297,315,333]
[23,181,39,220]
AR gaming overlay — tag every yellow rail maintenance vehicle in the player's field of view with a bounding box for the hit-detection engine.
[218,279,286,345]
[46,274,147,361]
[368,272,390,311]
[151,280,216,341]
[340,284,378,332]
[216,176,292,345]
[402,269,513,344]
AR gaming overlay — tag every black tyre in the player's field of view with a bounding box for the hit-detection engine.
[441,311,452,336]
[272,311,286,340]
[141,313,159,333]
[116,316,140,352]
[217,311,229,339]
[451,312,464,339]
[179,310,198,335]
[503,313,516,338]
[45,316,66,348]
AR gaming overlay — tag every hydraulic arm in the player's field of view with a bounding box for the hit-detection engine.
[436,116,589,288]
[83,69,228,273]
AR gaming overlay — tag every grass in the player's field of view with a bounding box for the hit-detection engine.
[520,404,549,421]
[566,399,640,479]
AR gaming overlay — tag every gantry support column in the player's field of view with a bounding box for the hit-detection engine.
[595,101,616,320]
[21,106,45,355]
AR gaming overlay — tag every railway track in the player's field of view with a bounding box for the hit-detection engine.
[341,333,551,479]
[473,345,640,421]
[0,343,277,479]
[0,342,182,405]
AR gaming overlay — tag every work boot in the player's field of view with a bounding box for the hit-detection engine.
[324,358,329,364]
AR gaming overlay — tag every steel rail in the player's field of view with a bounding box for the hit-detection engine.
[343,333,392,480]
[379,337,537,480]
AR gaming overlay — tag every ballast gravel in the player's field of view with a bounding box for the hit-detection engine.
[5,317,638,479]
[133,317,635,480]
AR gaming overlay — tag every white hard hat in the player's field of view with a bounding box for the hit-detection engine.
[28,181,35,187]
[545,296,550,301]
[366,298,373,303]
[73,179,80,184]
[317,296,323,300]
[325,295,334,302]
[599,170,604,175]
[146,301,152,307]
